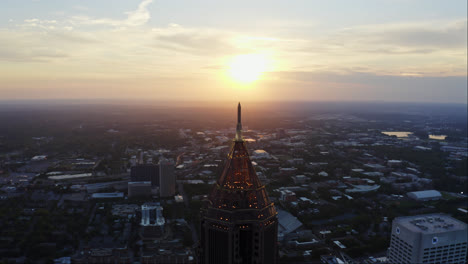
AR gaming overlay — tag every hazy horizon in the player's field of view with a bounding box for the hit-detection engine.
[1,98,467,106]
[1,99,466,121]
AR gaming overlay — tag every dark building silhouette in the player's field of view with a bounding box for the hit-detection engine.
[130,164,159,187]
[199,103,278,264]
[128,181,152,198]
[159,158,176,197]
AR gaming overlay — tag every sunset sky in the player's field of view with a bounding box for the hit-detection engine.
[1,0,466,103]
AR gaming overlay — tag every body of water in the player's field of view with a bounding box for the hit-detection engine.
[429,134,447,140]
[382,131,413,138]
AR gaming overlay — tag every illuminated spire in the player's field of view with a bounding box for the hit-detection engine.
[235,102,243,141]
[199,102,278,264]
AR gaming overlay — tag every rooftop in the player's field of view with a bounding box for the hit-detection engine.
[394,214,467,234]
[407,190,442,199]
[277,209,302,235]
[48,173,93,180]
[91,192,124,199]
[141,202,165,226]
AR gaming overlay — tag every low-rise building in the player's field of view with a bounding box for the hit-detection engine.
[407,190,442,201]
[292,175,308,184]
[91,193,124,199]
[128,181,152,198]
[280,190,297,202]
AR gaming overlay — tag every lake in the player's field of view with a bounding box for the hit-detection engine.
[382,131,413,138]
[429,134,447,140]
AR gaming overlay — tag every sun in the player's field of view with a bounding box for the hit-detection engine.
[228,54,269,84]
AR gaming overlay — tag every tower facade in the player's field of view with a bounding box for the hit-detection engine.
[199,103,278,264]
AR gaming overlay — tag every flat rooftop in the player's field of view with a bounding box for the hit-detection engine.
[394,214,467,234]
[91,192,124,199]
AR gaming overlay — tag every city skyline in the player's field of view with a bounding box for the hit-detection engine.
[0,94,466,263]
[1,0,467,103]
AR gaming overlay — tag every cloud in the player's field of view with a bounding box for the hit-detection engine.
[330,19,467,53]
[0,48,67,62]
[286,19,467,58]
[24,18,56,24]
[21,18,58,30]
[151,28,246,55]
[125,0,153,26]
[70,0,153,28]
[242,19,467,76]
[73,5,89,11]
[0,30,69,62]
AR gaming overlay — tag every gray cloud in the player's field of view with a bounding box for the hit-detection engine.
[327,19,467,54]
[0,32,68,62]
[376,21,466,48]
[0,29,97,62]
[270,71,467,103]
[0,46,68,62]
[279,19,467,57]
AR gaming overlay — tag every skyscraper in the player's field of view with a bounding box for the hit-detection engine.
[388,214,467,264]
[159,158,175,197]
[199,103,278,264]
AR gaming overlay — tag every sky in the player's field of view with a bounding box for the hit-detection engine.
[0,0,466,103]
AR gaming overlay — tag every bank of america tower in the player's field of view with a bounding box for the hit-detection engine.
[199,103,278,264]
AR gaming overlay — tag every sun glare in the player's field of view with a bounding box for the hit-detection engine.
[228,54,269,84]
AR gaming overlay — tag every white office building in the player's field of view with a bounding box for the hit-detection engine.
[140,202,165,227]
[388,214,467,264]
[140,202,165,240]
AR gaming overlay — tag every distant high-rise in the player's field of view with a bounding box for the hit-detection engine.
[199,103,278,264]
[159,158,175,197]
[130,164,159,187]
[388,214,467,264]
